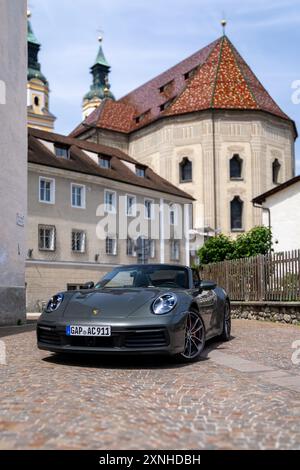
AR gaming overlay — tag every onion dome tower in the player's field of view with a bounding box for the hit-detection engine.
[27,10,56,131]
[82,36,115,119]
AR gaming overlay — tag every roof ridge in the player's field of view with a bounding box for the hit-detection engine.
[225,36,258,109]
[226,37,288,118]
[210,35,225,108]
[161,37,223,118]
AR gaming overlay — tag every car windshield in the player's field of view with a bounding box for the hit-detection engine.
[96,266,189,289]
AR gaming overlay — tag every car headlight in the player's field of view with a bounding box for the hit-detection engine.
[45,293,64,312]
[152,293,177,315]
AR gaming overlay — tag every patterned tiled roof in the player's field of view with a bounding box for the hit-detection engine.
[71,36,293,137]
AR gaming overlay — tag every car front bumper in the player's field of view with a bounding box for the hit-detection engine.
[37,317,186,355]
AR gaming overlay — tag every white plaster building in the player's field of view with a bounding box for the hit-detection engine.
[26,128,193,312]
[253,176,300,252]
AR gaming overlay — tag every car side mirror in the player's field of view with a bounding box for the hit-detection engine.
[200,280,217,291]
[82,281,95,290]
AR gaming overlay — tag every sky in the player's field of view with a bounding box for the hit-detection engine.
[29,0,300,174]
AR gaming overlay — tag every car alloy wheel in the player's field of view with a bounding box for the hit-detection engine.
[181,311,205,361]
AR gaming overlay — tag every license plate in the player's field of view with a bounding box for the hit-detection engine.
[66,325,111,337]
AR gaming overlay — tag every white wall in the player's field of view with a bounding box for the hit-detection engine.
[262,181,300,252]
[0,0,27,324]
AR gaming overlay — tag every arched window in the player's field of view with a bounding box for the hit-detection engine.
[231,196,243,231]
[180,158,192,182]
[272,159,281,184]
[230,154,243,179]
[34,96,40,106]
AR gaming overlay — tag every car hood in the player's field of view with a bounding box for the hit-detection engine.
[62,287,166,321]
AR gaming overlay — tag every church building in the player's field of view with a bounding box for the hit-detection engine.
[71,29,297,240]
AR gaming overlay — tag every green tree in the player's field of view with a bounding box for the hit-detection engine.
[197,234,234,264]
[232,226,272,259]
[197,226,272,265]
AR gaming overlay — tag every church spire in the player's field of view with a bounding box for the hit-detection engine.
[27,11,56,132]
[27,10,39,45]
[94,36,110,67]
[82,36,115,120]
[27,10,47,85]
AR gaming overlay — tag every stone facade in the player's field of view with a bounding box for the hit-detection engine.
[78,109,295,237]
[74,35,296,242]
[0,0,27,325]
[231,301,300,325]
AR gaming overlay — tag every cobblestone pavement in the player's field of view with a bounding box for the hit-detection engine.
[0,319,300,450]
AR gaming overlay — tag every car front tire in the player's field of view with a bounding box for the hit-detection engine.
[177,310,206,363]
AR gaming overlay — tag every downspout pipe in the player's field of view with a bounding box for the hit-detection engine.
[212,110,218,233]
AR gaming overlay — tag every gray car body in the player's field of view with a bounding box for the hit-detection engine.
[37,264,229,356]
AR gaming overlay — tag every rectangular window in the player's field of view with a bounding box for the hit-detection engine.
[71,184,86,208]
[99,156,111,169]
[39,177,55,204]
[106,237,117,255]
[230,197,243,231]
[144,199,153,219]
[39,225,56,251]
[104,190,116,213]
[126,238,136,257]
[170,240,180,261]
[170,204,177,225]
[180,158,192,182]
[55,145,69,159]
[72,230,86,253]
[126,195,137,217]
[136,166,146,178]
